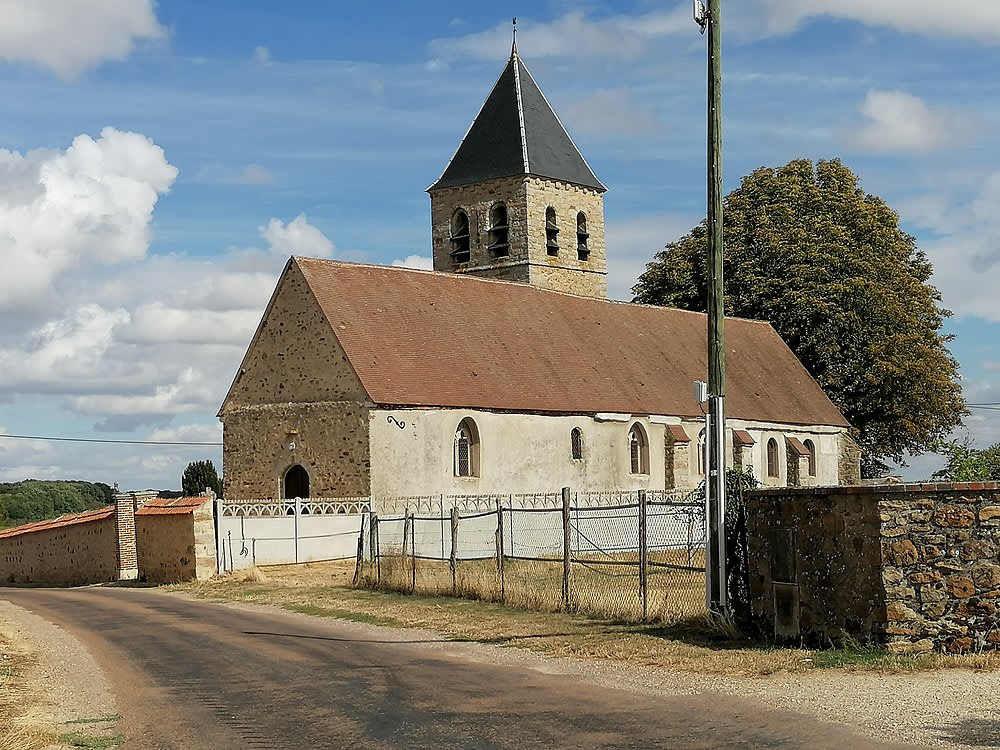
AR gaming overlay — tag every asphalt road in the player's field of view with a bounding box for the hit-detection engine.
[3,587,922,749]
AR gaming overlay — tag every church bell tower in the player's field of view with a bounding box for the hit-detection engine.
[428,44,608,299]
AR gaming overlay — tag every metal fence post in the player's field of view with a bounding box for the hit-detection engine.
[352,513,366,586]
[409,509,416,594]
[639,489,648,620]
[496,498,506,603]
[370,512,380,584]
[561,486,572,610]
[450,505,459,594]
[294,496,301,564]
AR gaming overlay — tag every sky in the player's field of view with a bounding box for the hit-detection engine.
[0,0,998,491]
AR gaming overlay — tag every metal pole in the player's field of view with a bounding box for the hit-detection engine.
[705,0,728,615]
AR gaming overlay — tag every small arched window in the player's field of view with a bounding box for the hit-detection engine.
[488,204,509,258]
[766,438,780,478]
[454,418,480,477]
[570,427,584,460]
[449,209,471,264]
[576,212,590,261]
[629,423,649,475]
[283,464,310,500]
[545,206,559,256]
[803,439,817,477]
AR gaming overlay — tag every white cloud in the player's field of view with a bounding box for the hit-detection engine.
[429,8,691,64]
[253,46,271,65]
[197,163,274,185]
[0,0,165,79]
[0,127,177,311]
[0,304,129,390]
[605,212,701,301]
[391,254,433,270]
[900,169,1000,323]
[748,0,1000,43]
[560,89,663,138]
[259,213,335,258]
[846,90,972,153]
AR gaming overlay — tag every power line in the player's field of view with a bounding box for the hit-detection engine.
[968,405,1000,412]
[0,433,221,446]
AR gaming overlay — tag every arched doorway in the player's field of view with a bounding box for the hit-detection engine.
[283,464,310,499]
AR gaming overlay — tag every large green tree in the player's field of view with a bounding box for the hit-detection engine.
[933,440,1000,482]
[633,158,965,476]
[181,460,223,499]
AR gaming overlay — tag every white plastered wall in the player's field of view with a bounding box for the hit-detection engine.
[369,408,849,496]
[368,408,670,497]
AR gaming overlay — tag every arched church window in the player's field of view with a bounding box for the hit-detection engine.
[803,439,817,477]
[488,204,510,258]
[629,423,649,475]
[283,464,310,500]
[449,209,471,264]
[454,418,480,477]
[570,427,584,460]
[576,212,590,261]
[766,438,780,478]
[545,207,559,256]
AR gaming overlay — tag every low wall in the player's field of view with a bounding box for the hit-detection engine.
[746,482,1000,652]
[0,509,119,585]
[136,497,217,583]
[0,495,217,587]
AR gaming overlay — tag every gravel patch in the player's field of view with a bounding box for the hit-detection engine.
[0,599,119,749]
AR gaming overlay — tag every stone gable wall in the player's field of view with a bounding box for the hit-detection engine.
[746,482,1000,652]
[221,260,368,411]
[223,401,371,499]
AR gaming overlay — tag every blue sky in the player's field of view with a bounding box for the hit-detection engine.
[0,0,998,490]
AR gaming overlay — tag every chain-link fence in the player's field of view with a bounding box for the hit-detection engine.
[355,489,707,623]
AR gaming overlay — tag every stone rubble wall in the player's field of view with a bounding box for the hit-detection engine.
[746,482,1000,652]
[136,499,217,584]
[0,515,118,586]
[0,497,217,586]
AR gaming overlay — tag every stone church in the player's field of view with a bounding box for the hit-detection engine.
[219,47,859,501]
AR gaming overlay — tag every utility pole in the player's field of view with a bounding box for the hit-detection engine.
[695,0,727,615]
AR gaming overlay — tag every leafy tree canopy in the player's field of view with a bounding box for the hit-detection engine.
[932,440,1000,482]
[633,158,965,477]
[182,459,223,499]
[0,480,111,528]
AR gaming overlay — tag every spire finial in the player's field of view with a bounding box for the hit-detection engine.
[511,17,517,56]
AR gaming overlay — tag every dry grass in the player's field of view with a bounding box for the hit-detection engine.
[0,626,56,750]
[171,559,999,677]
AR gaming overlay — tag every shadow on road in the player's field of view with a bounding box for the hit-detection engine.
[932,717,1000,747]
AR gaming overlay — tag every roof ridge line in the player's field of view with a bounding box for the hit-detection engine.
[512,53,529,175]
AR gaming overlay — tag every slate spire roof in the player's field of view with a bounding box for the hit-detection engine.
[430,49,605,192]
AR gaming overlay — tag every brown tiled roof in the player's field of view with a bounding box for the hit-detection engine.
[667,425,691,443]
[136,496,209,516]
[733,429,756,447]
[290,258,849,428]
[786,436,811,456]
[0,506,113,539]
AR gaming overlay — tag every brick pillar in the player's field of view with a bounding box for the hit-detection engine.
[115,493,139,580]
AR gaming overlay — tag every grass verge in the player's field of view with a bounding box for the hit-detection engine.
[171,560,1000,677]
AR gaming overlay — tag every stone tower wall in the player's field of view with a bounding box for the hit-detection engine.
[430,175,607,299]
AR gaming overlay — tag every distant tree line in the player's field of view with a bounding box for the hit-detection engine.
[0,480,113,528]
